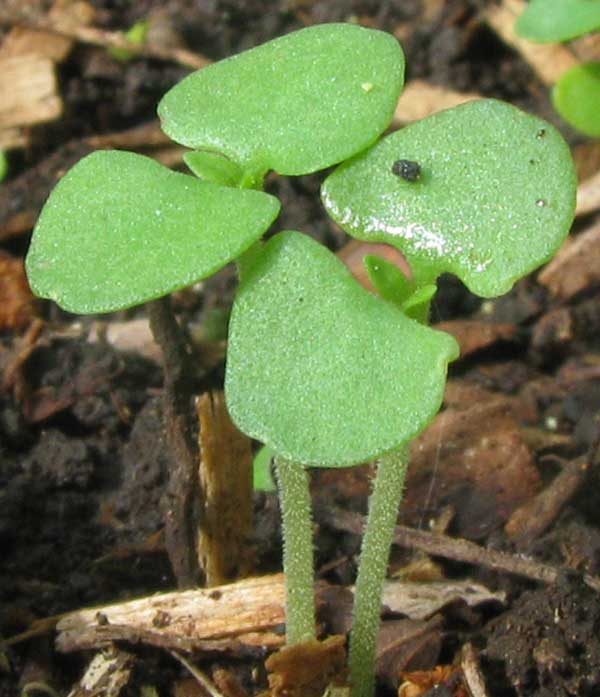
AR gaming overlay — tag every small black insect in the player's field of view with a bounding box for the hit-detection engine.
[392,159,421,182]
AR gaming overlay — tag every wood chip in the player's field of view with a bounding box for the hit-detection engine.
[538,219,600,300]
[0,25,74,62]
[381,580,506,621]
[197,391,254,586]
[56,573,287,653]
[67,649,135,697]
[434,319,518,358]
[484,0,578,86]
[0,53,62,130]
[266,635,347,697]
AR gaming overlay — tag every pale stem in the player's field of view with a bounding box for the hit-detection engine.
[274,456,316,645]
[349,447,410,697]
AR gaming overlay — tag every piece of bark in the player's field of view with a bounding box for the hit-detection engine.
[67,648,135,697]
[212,667,249,697]
[484,0,578,86]
[0,252,38,331]
[376,617,443,690]
[406,400,541,539]
[505,456,590,548]
[0,53,62,130]
[381,580,506,621]
[394,80,480,124]
[399,666,468,697]
[266,636,347,697]
[56,574,287,654]
[538,220,600,300]
[434,320,518,358]
[197,391,254,586]
[460,644,490,697]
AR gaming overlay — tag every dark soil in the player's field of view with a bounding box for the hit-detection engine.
[2,2,600,697]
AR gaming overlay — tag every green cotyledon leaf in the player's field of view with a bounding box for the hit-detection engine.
[225,231,458,468]
[158,23,404,181]
[516,0,600,43]
[321,99,576,299]
[25,150,280,313]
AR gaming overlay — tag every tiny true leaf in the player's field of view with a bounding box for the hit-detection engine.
[26,150,280,313]
[322,99,576,298]
[226,231,458,468]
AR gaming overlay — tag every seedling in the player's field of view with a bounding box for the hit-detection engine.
[25,23,576,697]
[516,0,600,137]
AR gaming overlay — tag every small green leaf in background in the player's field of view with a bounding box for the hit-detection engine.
[184,151,244,187]
[0,151,8,182]
[253,445,277,492]
[158,23,405,180]
[109,20,150,61]
[322,99,576,299]
[516,0,600,42]
[25,150,280,313]
[553,63,600,137]
[226,231,458,468]
[363,254,436,323]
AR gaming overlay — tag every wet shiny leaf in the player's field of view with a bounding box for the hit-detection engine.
[321,100,576,298]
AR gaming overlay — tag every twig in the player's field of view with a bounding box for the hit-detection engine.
[504,455,589,548]
[169,651,226,697]
[461,644,490,697]
[148,296,204,588]
[318,504,600,593]
[0,13,209,70]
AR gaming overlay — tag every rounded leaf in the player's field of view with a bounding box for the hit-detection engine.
[516,0,600,42]
[26,150,280,313]
[552,62,600,137]
[158,24,404,178]
[322,99,576,298]
[226,231,458,468]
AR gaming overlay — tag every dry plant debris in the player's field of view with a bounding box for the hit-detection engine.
[265,635,347,697]
[197,391,254,586]
[56,574,287,654]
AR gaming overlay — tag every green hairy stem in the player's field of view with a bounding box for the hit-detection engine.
[349,448,409,697]
[274,456,316,644]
